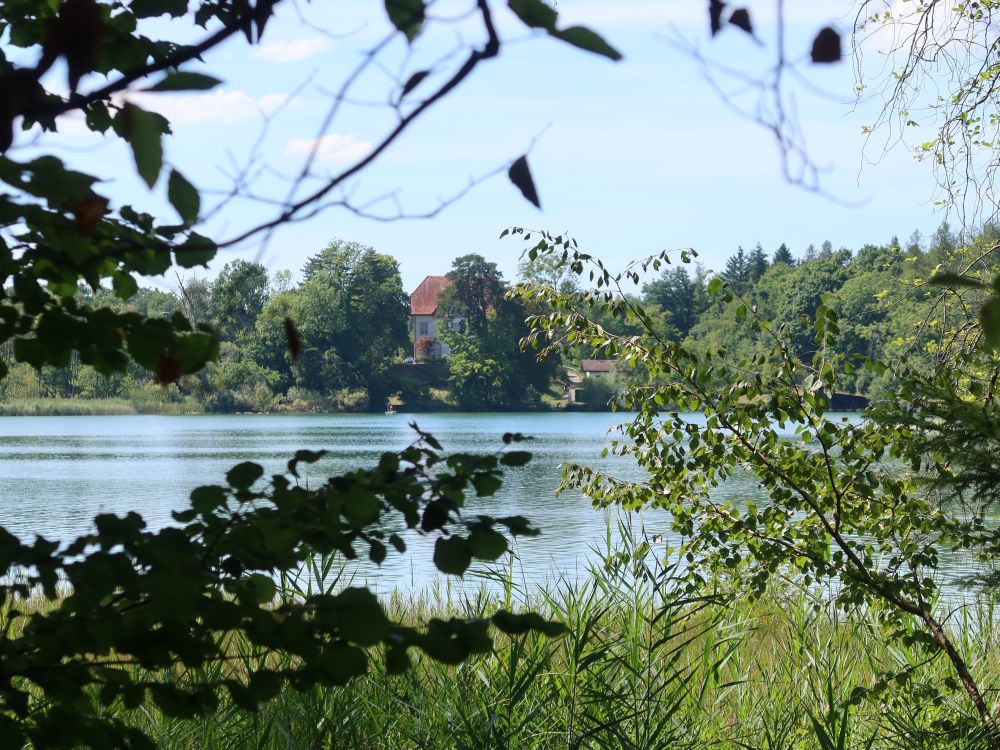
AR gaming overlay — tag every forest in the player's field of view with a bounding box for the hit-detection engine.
[0,225,969,413]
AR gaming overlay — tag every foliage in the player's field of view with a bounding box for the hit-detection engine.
[513,229,1000,741]
[0,431,561,748]
[439,253,558,409]
[265,240,410,407]
[38,525,1000,749]
[209,260,270,343]
[642,265,709,340]
[0,1,627,744]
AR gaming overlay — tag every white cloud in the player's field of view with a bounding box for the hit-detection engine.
[123,90,292,126]
[283,133,372,163]
[251,37,330,63]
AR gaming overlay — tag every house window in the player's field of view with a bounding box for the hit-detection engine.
[419,321,429,336]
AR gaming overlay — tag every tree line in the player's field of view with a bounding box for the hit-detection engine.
[2,224,975,412]
[0,240,559,412]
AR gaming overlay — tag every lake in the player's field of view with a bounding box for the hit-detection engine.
[0,412,978,597]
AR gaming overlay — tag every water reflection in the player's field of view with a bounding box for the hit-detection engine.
[0,412,981,597]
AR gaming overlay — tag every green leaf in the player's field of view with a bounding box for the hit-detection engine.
[385,0,425,42]
[472,473,502,496]
[500,451,532,467]
[930,271,987,289]
[190,485,228,515]
[123,104,163,188]
[174,332,218,372]
[707,277,724,295]
[146,72,223,92]
[492,610,565,637]
[111,271,138,301]
[385,646,409,674]
[288,449,327,477]
[433,536,472,575]
[175,232,216,268]
[130,0,188,18]
[167,169,200,225]
[343,491,380,527]
[552,26,622,61]
[226,461,264,490]
[469,528,508,560]
[980,297,1000,350]
[149,684,199,719]
[508,0,558,30]
[246,573,276,604]
[332,588,388,646]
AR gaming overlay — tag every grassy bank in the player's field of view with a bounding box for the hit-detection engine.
[0,397,204,416]
[15,554,992,750]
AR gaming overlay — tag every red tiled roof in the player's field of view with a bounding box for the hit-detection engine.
[581,359,616,373]
[410,275,451,316]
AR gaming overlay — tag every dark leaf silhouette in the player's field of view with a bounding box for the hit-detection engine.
[146,72,223,92]
[709,0,726,36]
[508,155,541,209]
[729,8,752,35]
[284,317,301,360]
[811,27,842,63]
[385,0,426,43]
[401,70,430,98]
[553,26,622,61]
[72,196,108,236]
[508,0,558,30]
[156,355,182,384]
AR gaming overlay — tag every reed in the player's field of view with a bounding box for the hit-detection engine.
[7,529,998,749]
[0,397,201,416]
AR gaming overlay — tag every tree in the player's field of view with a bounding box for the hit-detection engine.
[857,0,1000,225]
[747,242,770,283]
[439,253,507,333]
[772,242,794,266]
[906,230,924,255]
[0,0,622,742]
[209,260,270,341]
[441,253,556,408]
[641,266,708,340]
[515,231,1000,742]
[723,246,751,294]
[279,240,409,406]
[517,251,580,294]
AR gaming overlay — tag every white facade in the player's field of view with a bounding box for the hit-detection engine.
[412,315,465,358]
[412,314,449,358]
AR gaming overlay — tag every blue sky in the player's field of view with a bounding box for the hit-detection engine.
[15,0,949,292]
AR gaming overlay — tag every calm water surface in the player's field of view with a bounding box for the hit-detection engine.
[0,412,976,596]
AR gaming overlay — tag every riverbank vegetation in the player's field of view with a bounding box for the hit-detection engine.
[4,0,1000,746]
[9,537,999,750]
[0,224,976,414]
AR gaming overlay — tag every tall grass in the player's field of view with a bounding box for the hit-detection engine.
[11,526,999,748]
[92,536,994,747]
[0,397,202,416]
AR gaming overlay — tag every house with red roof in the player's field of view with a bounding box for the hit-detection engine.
[410,275,456,359]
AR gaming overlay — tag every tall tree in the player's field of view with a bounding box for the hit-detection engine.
[748,243,770,283]
[439,254,506,332]
[517,252,580,294]
[642,266,707,339]
[772,243,794,265]
[723,246,751,293]
[291,240,409,404]
[210,260,270,341]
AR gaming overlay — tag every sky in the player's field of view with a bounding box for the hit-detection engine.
[10,0,953,293]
